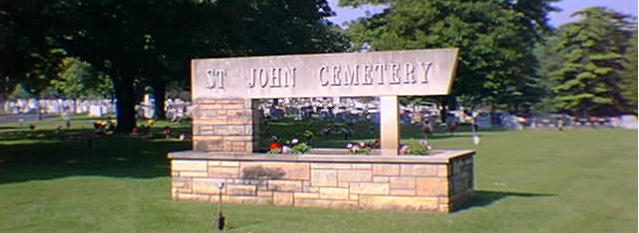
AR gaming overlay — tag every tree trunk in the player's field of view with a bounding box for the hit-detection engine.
[152,81,166,119]
[113,76,136,133]
[439,97,448,123]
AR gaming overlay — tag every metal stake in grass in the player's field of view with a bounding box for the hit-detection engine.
[214,182,225,231]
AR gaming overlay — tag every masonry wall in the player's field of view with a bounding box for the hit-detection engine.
[170,154,474,213]
[191,98,255,153]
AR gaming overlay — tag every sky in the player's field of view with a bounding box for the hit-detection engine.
[326,0,638,28]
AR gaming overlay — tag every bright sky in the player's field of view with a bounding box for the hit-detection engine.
[326,0,639,27]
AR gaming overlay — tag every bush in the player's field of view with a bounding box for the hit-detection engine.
[403,140,430,155]
[291,142,310,154]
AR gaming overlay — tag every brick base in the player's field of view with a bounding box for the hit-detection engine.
[168,150,474,213]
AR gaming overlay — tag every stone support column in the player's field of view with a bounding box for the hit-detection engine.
[191,98,254,153]
[380,95,400,156]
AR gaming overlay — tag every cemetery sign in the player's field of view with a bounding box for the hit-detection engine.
[192,48,459,99]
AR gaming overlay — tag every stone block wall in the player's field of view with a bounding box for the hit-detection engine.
[170,153,474,213]
[191,98,255,153]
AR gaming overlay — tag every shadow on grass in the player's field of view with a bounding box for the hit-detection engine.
[456,190,557,212]
[0,126,191,185]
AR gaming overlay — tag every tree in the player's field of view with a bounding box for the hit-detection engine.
[549,7,636,116]
[4,0,347,131]
[343,0,557,113]
[52,57,113,99]
[0,1,66,114]
[620,30,638,113]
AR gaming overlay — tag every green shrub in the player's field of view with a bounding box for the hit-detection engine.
[404,140,429,155]
[291,142,310,154]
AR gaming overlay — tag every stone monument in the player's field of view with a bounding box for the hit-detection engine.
[169,48,475,212]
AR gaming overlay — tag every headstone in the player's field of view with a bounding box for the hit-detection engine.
[620,115,638,129]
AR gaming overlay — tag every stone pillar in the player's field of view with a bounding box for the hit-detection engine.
[380,95,399,156]
[191,98,255,153]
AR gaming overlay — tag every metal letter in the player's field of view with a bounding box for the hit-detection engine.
[389,63,401,84]
[375,64,386,85]
[284,67,296,87]
[271,68,282,88]
[331,66,342,86]
[206,69,216,88]
[216,69,225,89]
[362,64,373,85]
[420,62,433,84]
[259,68,269,88]
[404,63,416,84]
[248,68,256,88]
[344,65,359,86]
[318,66,329,86]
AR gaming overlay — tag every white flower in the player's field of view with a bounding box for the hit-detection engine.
[346,143,353,149]
[399,145,409,153]
[291,138,299,144]
[282,146,291,154]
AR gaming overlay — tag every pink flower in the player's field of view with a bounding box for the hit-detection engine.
[346,143,353,149]
[359,142,366,148]
[282,146,291,154]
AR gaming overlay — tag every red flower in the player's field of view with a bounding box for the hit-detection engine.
[269,142,281,150]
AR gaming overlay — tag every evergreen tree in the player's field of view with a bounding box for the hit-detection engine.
[550,7,636,116]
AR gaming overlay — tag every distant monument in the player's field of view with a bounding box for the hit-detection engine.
[169,49,475,212]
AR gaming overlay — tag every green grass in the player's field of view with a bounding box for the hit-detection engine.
[0,116,636,233]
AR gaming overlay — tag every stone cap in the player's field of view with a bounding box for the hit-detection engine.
[167,149,475,164]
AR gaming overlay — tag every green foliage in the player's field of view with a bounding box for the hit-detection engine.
[267,148,282,154]
[345,0,558,112]
[0,1,67,98]
[620,30,638,113]
[548,7,636,115]
[404,140,428,155]
[51,57,113,99]
[290,142,310,154]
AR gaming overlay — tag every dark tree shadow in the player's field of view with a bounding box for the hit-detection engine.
[454,190,557,212]
[0,126,191,185]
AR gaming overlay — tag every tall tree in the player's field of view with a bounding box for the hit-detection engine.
[550,7,636,116]
[4,0,348,130]
[620,30,638,113]
[343,0,557,113]
[52,57,113,99]
[0,1,66,113]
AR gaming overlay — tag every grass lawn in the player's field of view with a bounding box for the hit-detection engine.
[0,116,636,233]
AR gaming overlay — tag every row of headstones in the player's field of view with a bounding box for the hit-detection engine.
[1,98,193,120]
[2,99,114,116]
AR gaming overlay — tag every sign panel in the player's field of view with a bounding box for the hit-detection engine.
[192,48,458,99]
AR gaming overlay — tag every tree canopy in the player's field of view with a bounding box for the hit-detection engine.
[343,0,558,112]
[1,0,347,132]
[545,7,637,116]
